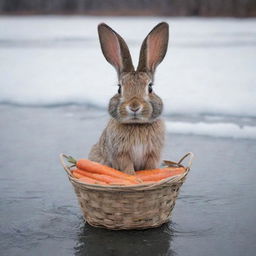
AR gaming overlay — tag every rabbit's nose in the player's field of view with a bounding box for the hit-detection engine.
[128,104,142,113]
[130,106,140,112]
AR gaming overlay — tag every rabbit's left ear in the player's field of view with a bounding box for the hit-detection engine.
[98,23,134,75]
[137,22,169,74]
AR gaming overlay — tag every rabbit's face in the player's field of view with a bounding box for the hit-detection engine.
[109,72,163,123]
[98,22,169,123]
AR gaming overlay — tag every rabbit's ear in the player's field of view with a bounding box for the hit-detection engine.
[98,23,134,75]
[137,22,169,73]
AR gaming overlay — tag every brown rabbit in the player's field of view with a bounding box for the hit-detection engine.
[89,22,169,174]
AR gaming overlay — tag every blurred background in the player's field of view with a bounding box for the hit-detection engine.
[1,1,256,256]
[0,0,256,16]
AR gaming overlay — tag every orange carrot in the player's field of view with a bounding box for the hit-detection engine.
[136,167,186,182]
[79,177,107,185]
[74,169,136,185]
[72,170,85,179]
[66,156,141,183]
[136,167,184,175]
[72,170,107,185]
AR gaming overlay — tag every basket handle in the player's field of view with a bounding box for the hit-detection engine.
[178,152,194,170]
[59,153,73,176]
[163,152,194,170]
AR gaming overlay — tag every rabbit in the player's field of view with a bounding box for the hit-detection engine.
[88,22,169,175]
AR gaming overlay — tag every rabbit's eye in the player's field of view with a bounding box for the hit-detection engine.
[118,84,121,94]
[148,83,153,93]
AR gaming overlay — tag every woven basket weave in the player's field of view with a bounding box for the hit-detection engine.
[60,152,193,230]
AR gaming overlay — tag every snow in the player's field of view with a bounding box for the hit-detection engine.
[166,121,256,139]
[0,16,256,139]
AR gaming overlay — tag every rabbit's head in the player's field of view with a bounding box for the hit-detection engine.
[98,22,169,124]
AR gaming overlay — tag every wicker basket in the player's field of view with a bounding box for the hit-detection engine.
[60,152,193,230]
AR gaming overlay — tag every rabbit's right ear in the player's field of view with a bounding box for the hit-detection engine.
[98,23,134,75]
[137,22,169,74]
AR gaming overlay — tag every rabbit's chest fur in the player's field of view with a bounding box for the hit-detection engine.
[88,118,165,172]
[131,143,147,170]
[105,118,165,170]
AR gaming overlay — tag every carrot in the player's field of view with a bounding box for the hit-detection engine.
[72,170,107,185]
[65,155,142,183]
[136,167,186,182]
[72,170,85,179]
[74,169,137,185]
[136,167,184,175]
[79,177,107,185]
